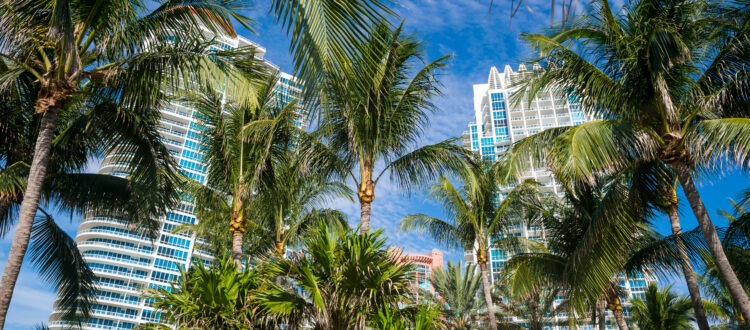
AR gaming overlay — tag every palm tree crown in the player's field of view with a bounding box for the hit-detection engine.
[500,0,750,323]
[631,284,695,330]
[316,21,468,235]
[401,157,540,330]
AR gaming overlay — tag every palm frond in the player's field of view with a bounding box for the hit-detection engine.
[30,209,95,324]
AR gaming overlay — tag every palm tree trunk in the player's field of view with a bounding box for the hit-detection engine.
[667,201,710,330]
[612,308,628,330]
[598,298,606,330]
[359,201,372,235]
[478,262,498,330]
[0,108,60,328]
[672,161,750,326]
[231,231,243,270]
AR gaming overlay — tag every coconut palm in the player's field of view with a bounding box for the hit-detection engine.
[401,158,541,330]
[501,176,655,330]
[0,0,261,324]
[316,21,470,235]
[145,255,261,329]
[250,154,352,256]
[0,61,195,324]
[252,222,414,329]
[431,262,485,329]
[499,0,750,323]
[187,73,305,268]
[493,285,568,330]
[631,284,695,330]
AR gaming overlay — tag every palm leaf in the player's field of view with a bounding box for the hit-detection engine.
[30,209,95,324]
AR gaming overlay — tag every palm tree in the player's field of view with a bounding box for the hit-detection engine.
[501,176,653,330]
[250,154,352,256]
[187,73,305,268]
[0,0,260,324]
[401,158,540,330]
[145,256,261,329]
[252,222,414,329]
[370,304,446,330]
[493,285,568,330]
[431,262,485,329]
[631,284,695,330]
[500,0,750,323]
[0,63,192,324]
[316,21,470,235]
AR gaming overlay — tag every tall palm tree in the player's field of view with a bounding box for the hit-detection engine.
[631,284,695,330]
[0,0,259,325]
[493,285,568,330]
[252,222,414,329]
[620,161,712,329]
[431,262,485,330]
[316,21,470,235]
[401,158,540,330]
[499,0,750,323]
[0,56,193,324]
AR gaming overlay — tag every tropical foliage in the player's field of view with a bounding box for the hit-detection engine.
[252,222,414,329]
[499,0,750,323]
[493,285,568,330]
[401,157,542,330]
[431,262,485,329]
[631,284,695,330]
[315,21,469,235]
[145,256,260,329]
[4,0,750,329]
[0,0,260,324]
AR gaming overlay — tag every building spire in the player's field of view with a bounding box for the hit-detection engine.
[488,66,502,89]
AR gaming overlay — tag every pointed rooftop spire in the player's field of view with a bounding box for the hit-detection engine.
[488,66,502,89]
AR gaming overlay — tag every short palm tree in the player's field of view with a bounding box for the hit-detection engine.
[316,21,469,235]
[401,158,540,330]
[493,285,568,330]
[631,284,695,330]
[145,255,261,329]
[250,154,352,256]
[0,0,259,324]
[431,262,485,330]
[500,0,750,323]
[252,222,414,329]
[188,73,303,268]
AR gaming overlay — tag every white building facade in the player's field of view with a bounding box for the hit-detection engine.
[48,33,302,330]
[462,65,654,329]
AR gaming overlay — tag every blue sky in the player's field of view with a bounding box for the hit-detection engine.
[2,0,749,328]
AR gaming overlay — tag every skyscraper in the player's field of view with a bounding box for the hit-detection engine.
[461,65,654,328]
[47,33,302,330]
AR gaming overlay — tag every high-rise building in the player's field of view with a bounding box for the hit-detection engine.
[48,32,302,330]
[461,66,654,329]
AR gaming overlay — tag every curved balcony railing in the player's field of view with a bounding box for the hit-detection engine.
[78,226,151,243]
[82,252,151,268]
[78,241,153,256]
[88,265,148,280]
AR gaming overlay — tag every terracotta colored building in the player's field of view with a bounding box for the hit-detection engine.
[392,248,443,299]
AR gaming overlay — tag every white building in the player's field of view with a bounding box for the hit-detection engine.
[48,32,302,330]
[461,66,654,329]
